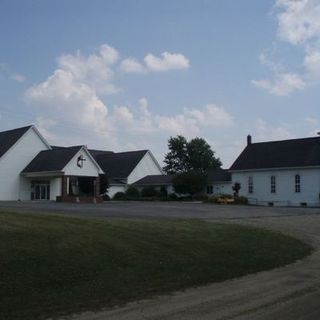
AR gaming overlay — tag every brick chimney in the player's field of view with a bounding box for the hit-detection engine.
[247,134,252,146]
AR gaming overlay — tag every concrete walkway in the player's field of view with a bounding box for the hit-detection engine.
[1,202,320,319]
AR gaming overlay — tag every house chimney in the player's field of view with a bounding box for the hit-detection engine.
[247,134,252,145]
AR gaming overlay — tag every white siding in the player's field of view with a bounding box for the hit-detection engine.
[232,168,320,206]
[0,128,50,201]
[127,152,162,184]
[50,177,62,200]
[63,149,100,177]
[206,182,232,195]
[108,185,126,198]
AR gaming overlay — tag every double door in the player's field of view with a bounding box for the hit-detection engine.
[31,181,50,200]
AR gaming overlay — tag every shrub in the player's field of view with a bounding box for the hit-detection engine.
[168,193,178,201]
[113,192,126,200]
[160,186,168,198]
[141,187,159,198]
[193,194,208,201]
[234,196,248,205]
[125,186,140,199]
[102,194,110,201]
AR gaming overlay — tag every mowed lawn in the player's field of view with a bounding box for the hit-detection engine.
[0,213,312,320]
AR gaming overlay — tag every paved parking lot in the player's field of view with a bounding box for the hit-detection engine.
[1,201,320,320]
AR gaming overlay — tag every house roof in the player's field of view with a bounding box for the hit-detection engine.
[0,125,32,158]
[22,146,83,173]
[133,174,174,186]
[207,169,231,182]
[230,136,320,171]
[90,149,148,179]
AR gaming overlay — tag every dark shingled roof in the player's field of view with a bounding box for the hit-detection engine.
[134,175,174,186]
[0,125,32,158]
[207,169,231,182]
[230,137,320,171]
[90,150,148,179]
[22,146,82,173]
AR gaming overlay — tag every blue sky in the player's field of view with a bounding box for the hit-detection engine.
[1,0,320,167]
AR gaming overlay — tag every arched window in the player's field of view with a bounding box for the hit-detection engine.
[295,174,301,193]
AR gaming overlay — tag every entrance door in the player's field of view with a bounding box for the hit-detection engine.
[31,181,50,200]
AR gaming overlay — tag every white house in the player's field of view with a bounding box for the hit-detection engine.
[229,135,320,207]
[0,125,162,202]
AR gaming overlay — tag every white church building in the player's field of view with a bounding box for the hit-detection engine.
[0,125,162,202]
[230,135,320,207]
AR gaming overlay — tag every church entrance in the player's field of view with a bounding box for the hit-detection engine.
[31,180,50,200]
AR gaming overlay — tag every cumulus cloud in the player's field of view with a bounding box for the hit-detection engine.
[144,52,189,72]
[120,51,190,74]
[120,58,146,73]
[253,0,320,95]
[252,72,306,96]
[254,119,294,141]
[276,0,320,45]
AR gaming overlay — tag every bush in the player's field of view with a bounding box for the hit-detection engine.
[168,193,178,201]
[234,196,248,205]
[193,194,208,201]
[141,187,159,198]
[102,194,110,201]
[113,192,126,200]
[125,186,140,199]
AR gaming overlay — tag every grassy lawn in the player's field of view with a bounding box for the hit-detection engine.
[0,213,312,320]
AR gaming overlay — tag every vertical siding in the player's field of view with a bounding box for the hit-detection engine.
[0,128,50,200]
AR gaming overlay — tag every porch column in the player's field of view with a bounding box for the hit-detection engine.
[61,176,68,199]
[95,176,100,197]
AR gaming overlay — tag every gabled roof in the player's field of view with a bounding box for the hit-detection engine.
[133,174,174,186]
[207,169,231,182]
[22,146,83,173]
[90,149,148,179]
[0,125,32,158]
[230,136,320,171]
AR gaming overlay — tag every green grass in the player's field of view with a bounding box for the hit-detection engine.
[0,213,312,320]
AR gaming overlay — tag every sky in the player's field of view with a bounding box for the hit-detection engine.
[0,0,320,168]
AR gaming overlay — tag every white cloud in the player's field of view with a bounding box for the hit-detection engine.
[276,0,320,45]
[254,119,294,141]
[57,44,120,95]
[144,52,190,72]
[305,116,318,125]
[253,0,320,95]
[252,72,306,96]
[120,58,146,73]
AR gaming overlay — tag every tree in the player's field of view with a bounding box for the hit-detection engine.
[186,137,222,172]
[163,136,189,174]
[173,172,207,197]
[232,182,241,197]
[163,136,222,174]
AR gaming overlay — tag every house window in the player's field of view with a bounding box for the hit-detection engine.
[295,174,301,193]
[248,176,253,194]
[270,175,276,193]
[206,185,213,194]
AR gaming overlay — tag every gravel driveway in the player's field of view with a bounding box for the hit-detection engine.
[1,201,320,319]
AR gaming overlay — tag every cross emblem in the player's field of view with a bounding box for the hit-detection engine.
[77,155,86,168]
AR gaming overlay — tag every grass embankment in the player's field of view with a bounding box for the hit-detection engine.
[0,213,312,320]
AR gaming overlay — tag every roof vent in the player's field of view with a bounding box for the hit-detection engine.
[247,135,252,146]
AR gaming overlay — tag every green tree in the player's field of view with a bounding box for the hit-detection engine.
[163,135,188,174]
[173,172,207,197]
[187,137,222,172]
[163,136,222,174]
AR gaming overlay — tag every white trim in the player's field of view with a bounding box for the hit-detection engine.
[30,126,52,150]
[21,171,64,177]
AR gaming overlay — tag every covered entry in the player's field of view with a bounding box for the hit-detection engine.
[30,180,50,200]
